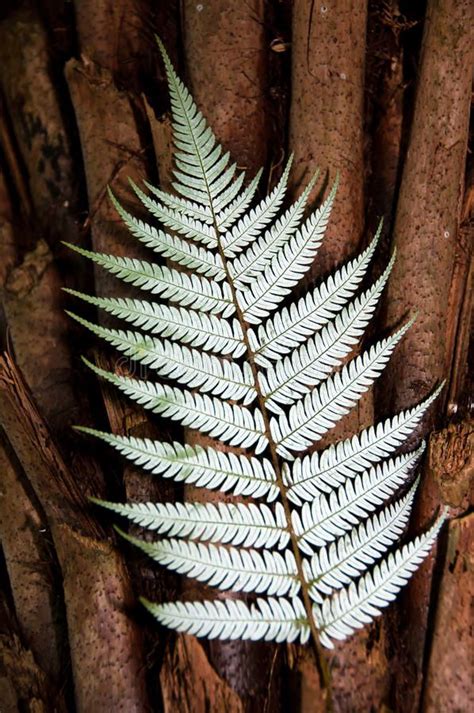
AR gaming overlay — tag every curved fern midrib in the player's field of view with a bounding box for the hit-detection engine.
[167,69,332,697]
[217,235,332,689]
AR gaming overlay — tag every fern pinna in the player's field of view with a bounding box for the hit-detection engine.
[65,39,445,667]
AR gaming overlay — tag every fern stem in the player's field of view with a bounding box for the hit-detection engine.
[212,207,333,711]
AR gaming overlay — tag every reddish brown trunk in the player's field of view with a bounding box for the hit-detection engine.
[290,0,367,272]
[382,0,472,418]
[423,509,474,712]
[0,440,62,685]
[74,0,153,90]
[0,354,149,713]
[0,4,78,241]
[183,0,268,173]
[380,1,473,708]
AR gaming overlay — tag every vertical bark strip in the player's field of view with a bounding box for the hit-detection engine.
[65,60,148,289]
[0,441,62,685]
[74,0,152,90]
[3,240,79,435]
[382,0,473,416]
[0,594,66,713]
[290,5,390,710]
[290,0,368,274]
[423,510,474,713]
[290,1,373,449]
[365,0,406,236]
[0,354,148,713]
[380,3,473,708]
[183,0,268,173]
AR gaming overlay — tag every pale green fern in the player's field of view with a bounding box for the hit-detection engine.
[65,39,445,653]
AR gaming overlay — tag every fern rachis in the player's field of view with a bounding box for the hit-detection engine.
[67,38,445,701]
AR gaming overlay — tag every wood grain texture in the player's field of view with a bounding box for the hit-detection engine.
[0,5,77,237]
[382,0,473,416]
[0,441,62,685]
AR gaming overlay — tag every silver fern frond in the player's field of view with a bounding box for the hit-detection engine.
[68,38,445,657]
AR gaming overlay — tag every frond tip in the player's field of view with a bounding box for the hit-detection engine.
[69,36,446,661]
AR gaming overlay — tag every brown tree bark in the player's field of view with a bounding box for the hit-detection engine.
[0,440,62,686]
[382,0,473,419]
[380,2,473,709]
[183,0,268,174]
[0,162,64,703]
[0,4,78,241]
[290,0,367,273]
[0,5,150,709]
[289,4,392,711]
[365,0,407,238]
[0,2,472,711]
[0,593,66,713]
[74,0,153,90]
[423,509,474,712]
[0,354,148,713]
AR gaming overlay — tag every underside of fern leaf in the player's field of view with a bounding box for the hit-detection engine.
[67,37,445,664]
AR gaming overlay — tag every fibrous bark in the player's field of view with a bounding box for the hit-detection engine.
[365,0,406,239]
[65,55,174,705]
[65,59,148,293]
[74,0,153,90]
[65,53,167,541]
[0,168,17,333]
[0,441,62,686]
[0,594,65,713]
[382,0,473,419]
[423,510,474,713]
[4,240,79,435]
